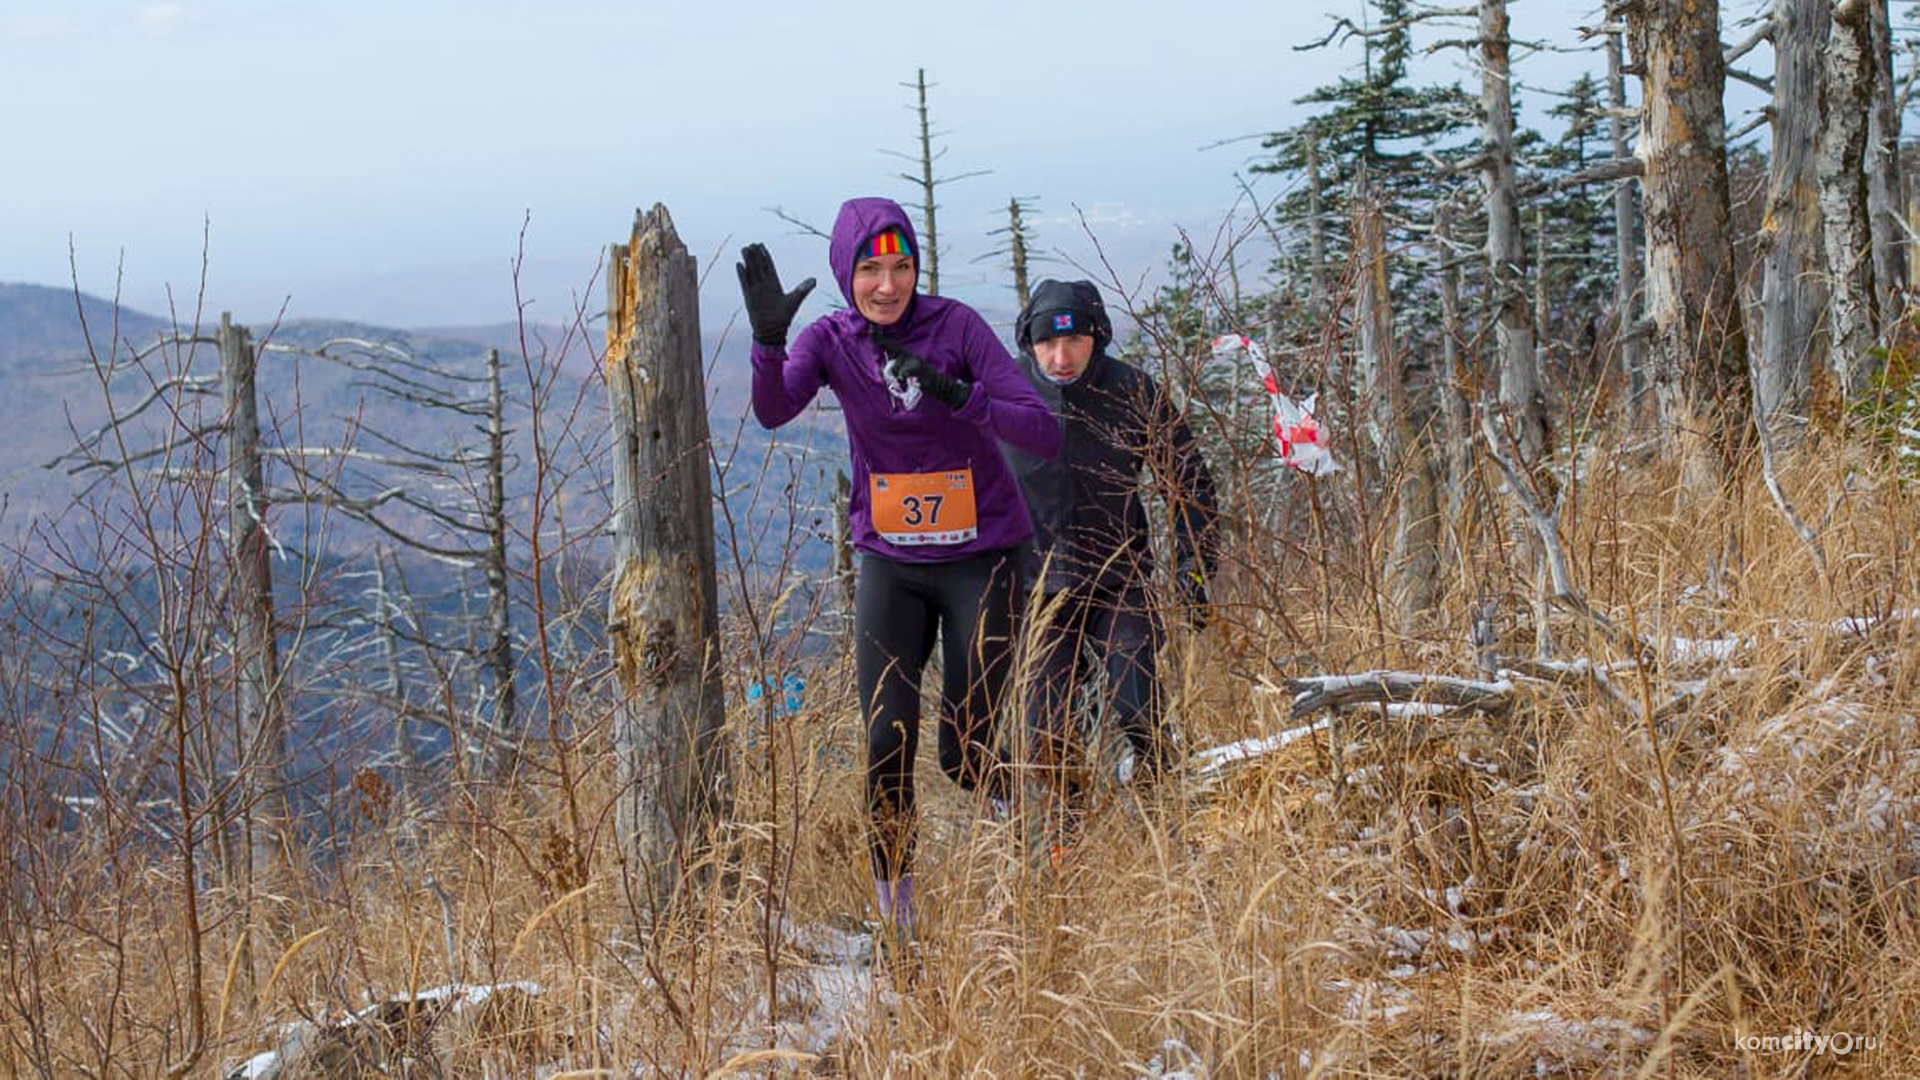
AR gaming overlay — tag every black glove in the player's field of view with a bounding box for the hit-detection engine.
[735,243,815,347]
[1177,564,1211,630]
[872,331,972,410]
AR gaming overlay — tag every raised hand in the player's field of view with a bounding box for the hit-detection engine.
[735,243,816,347]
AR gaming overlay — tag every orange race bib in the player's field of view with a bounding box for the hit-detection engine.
[869,468,978,546]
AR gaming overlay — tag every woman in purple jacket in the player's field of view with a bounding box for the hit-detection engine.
[737,197,1060,943]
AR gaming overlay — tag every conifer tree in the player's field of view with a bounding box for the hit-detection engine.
[1256,0,1478,323]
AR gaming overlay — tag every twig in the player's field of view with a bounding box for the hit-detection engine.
[1746,351,1829,582]
[1478,406,1647,661]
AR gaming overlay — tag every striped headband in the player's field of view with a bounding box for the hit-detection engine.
[863,229,914,259]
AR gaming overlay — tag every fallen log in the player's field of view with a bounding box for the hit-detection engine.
[1285,671,1516,719]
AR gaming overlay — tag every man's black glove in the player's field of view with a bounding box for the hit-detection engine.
[1177,564,1211,630]
[735,243,815,347]
[872,331,972,410]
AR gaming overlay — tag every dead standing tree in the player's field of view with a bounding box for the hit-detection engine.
[1866,0,1905,338]
[1305,126,1332,325]
[218,314,293,888]
[1757,0,1828,424]
[886,68,989,296]
[1476,0,1548,469]
[605,205,729,915]
[979,196,1043,309]
[1469,0,1561,654]
[482,345,515,755]
[1353,168,1442,634]
[56,317,529,847]
[1621,0,1754,491]
[56,316,299,890]
[261,336,521,779]
[1818,0,1880,399]
[1604,28,1650,430]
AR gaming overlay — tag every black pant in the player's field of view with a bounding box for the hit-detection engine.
[855,548,1017,878]
[1024,583,1165,802]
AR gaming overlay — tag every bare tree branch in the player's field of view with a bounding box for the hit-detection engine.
[1285,670,1515,717]
[1723,20,1773,64]
[1478,403,1648,661]
[763,206,831,241]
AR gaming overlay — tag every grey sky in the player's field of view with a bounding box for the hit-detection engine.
[7,0,1759,330]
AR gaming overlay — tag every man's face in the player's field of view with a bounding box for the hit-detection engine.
[851,253,915,325]
[1035,334,1095,382]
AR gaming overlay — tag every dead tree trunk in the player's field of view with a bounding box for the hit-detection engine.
[1818,0,1878,399]
[1911,172,1920,294]
[606,205,729,914]
[218,313,289,886]
[1757,0,1829,424]
[1606,29,1651,431]
[1485,0,1557,651]
[1306,128,1330,325]
[1436,205,1474,538]
[373,548,422,816]
[887,70,985,298]
[833,469,855,615]
[1355,168,1394,461]
[1533,205,1550,353]
[1625,0,1753,489]
[1007,198,1033,310]
[1481,0,1547,466]
[912,69,940,296]
[481,347,515,775]
[1356,173,1440,632]
[1867,0,1906,337]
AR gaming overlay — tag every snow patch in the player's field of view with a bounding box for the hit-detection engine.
[1665,635,1749,663]
[1191,718,1330,776]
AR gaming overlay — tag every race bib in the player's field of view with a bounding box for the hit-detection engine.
[869,468,978,545]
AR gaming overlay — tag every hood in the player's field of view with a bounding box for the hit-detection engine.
[1016,278,1114,354]
[828,197,921,309]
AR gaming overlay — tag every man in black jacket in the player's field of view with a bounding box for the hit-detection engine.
[1003,279,1220,853]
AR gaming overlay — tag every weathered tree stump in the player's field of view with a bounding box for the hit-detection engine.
[605,205,729,915]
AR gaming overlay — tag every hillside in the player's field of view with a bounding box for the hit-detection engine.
[0,281,825,556]
[0,282,174,367]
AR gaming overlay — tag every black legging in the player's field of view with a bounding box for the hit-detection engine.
[855,548,1017,878]
[1025,583,1166,803]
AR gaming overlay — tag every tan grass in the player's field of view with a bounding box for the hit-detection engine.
[3,445,1917,1077]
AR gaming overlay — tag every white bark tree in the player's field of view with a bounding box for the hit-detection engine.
[1757,0,1829,423]
[1818,0,1879,398]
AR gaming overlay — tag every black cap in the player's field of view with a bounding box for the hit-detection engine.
[1016,279,1113,352]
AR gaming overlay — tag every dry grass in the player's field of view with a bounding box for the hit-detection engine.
[4,441,1918,1078]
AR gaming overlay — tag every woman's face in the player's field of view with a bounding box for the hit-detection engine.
[851,253,915,325]
[1035,334,1095,382]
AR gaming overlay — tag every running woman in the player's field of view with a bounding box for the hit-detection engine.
[738,197,1060,940]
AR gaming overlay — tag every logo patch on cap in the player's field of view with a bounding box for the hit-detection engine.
[1052,313,1075,332]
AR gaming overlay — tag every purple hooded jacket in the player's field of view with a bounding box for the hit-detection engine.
[751,197,1061,562]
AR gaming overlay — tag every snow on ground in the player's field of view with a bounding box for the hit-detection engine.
[223,982,545,1079]
[765,920,895,1054]
[1664,635,1750,663]
[1190,718,1330,777]
[1490,1008,1656,1057]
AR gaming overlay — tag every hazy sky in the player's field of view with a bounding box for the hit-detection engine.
[6,0,1761,331]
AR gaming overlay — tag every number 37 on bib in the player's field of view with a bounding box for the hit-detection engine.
[869,469,979,546]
